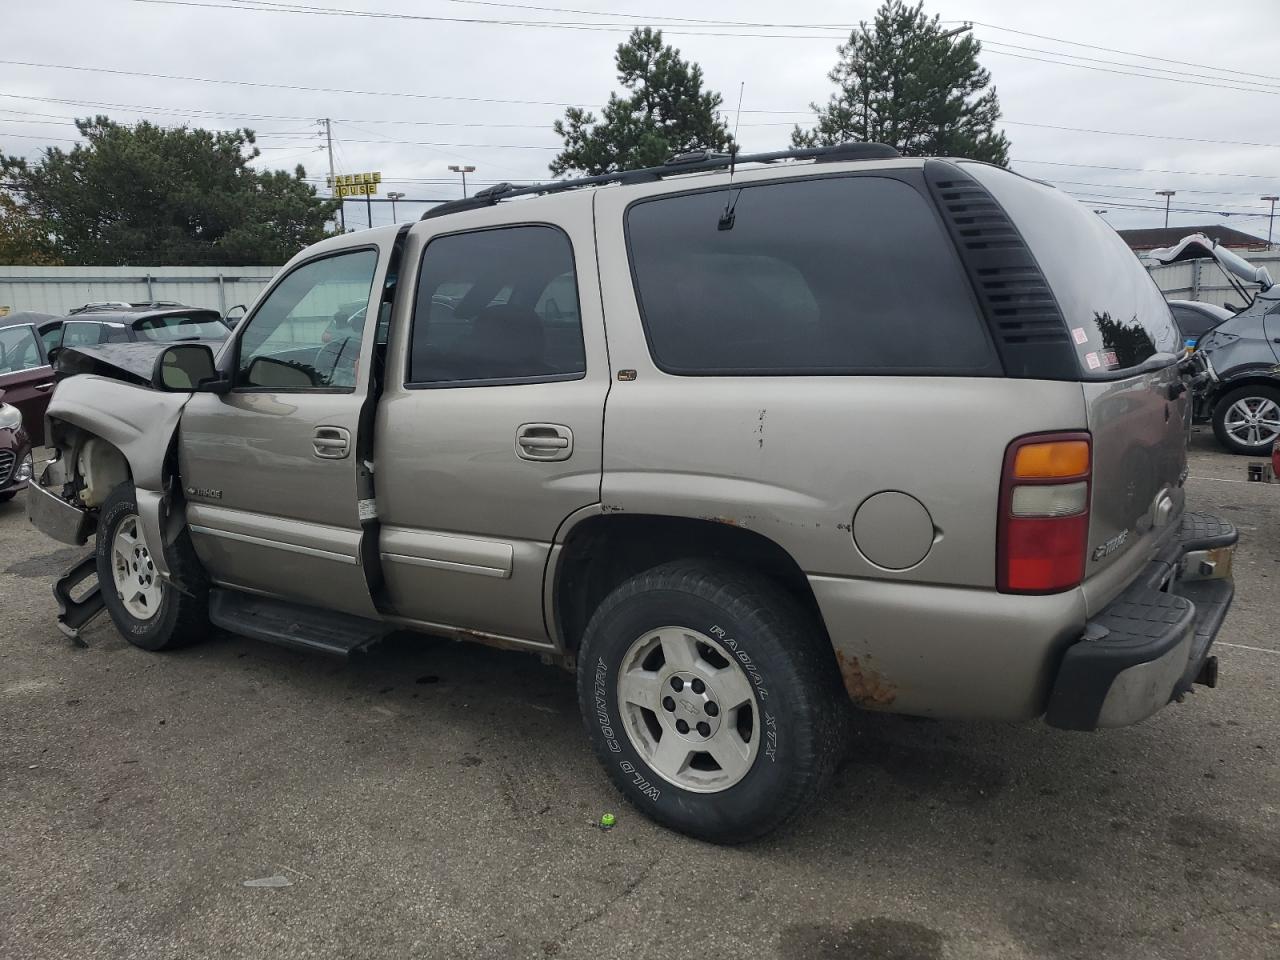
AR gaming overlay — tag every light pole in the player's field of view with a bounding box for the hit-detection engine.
[449,164,476,198]
[1156,190,1176,228]
[387,191,405,223]
[1262,195,1279,250]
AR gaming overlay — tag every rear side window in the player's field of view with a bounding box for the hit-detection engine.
[408,225,586,385]
[964,164,1180,374]
[625,176,996,375]
[60,321,105,347]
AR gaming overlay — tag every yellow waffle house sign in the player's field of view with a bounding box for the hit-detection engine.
[328,172,382,198]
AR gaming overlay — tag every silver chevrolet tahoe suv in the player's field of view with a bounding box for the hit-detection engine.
[27,144,1238,842]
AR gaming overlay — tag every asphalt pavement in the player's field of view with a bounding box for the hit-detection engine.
[1,428,1277,960]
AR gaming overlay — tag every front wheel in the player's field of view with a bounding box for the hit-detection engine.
[96,483,209,651]
[1212,385,1280,456]
[576,560,845,843]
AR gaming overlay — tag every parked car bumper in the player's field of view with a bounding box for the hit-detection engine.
[1045,511,1236,730]
[1,427,34,497]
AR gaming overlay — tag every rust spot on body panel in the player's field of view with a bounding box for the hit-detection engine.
[702,516,741,527]
[835,650,898,708]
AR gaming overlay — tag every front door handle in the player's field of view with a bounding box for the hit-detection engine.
[313,426,351,459]
[33,382,54,393]
[515,423,573,462]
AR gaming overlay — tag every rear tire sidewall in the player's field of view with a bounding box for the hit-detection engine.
[1212,385,1280,456]
[577,569,832,842]
[96,485,182,651]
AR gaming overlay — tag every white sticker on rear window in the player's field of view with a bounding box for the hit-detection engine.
[1072,327,1089,345]
[1085,352,1101,370]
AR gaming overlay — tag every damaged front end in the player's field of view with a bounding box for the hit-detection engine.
[27,343,200,641]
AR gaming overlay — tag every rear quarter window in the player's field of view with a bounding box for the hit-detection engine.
[625,175,998,375]
[963,163,1180,374]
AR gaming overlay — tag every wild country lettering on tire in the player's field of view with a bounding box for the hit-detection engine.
[594,623,778,802]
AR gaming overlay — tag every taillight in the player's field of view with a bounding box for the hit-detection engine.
[998,433,1092,594]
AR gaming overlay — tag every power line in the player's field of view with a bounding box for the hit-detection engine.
[1000,119,1280,151]
[0,57,589,107]
[133,0,848,38]
[230,0,855,30]
[955,20,1280,85]
[1014,158,1280,181]
[982,46,1280,97]
[981,39,1280,92]
[4,90,1277,155]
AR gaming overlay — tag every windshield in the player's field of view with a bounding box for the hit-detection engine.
[133,314,229,342]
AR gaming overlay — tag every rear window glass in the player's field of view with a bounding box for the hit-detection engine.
[134,314,228,342]
[625,175,996,375]
[964,163,1180,374]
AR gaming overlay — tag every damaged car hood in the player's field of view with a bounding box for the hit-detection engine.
[54,340,224,387]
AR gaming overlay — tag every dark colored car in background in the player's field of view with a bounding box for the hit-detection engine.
[0,314,57,445]
[0,393,34,503]
[1167,299,1234,349]
[1148,236,1280,456]
[41,305,231,354]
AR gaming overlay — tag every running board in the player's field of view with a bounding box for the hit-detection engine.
[53,553,105,647]
[208,588,390,658]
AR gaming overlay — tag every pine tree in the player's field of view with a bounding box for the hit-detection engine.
[793,1,1010,164]
[551,28,732,176]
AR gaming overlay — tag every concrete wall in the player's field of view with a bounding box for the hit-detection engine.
[0,265,280,317]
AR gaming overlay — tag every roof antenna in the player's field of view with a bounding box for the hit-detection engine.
[719,82,745,231]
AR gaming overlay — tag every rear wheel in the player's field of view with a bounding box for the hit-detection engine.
[96,483,209,651]
[576,560,845,843]
[1212,385,1280,456]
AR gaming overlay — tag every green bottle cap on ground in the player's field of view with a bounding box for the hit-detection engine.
[600,812,616,829]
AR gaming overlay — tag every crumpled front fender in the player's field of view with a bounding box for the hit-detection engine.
[47,375,194,579]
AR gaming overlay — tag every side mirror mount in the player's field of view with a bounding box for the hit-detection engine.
[152,343,228,393]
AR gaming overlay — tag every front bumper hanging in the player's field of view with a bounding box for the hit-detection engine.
[1046,512,1237,731]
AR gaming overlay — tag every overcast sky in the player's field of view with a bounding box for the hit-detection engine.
[4,0,1279,238]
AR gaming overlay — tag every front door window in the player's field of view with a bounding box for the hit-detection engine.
[236,249,379,390]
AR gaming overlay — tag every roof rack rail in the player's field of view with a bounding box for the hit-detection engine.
[420,141,899,220]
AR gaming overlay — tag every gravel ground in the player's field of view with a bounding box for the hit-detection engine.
[1,428,1276,960]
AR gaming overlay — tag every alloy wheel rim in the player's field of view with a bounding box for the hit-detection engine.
[111,514,162,621]
[1224,397,1280,448]
[616,626,761,793]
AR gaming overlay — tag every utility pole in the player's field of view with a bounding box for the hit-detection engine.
[1263,195,1279,250]
[320,118,344,232]
[387,191,405,223]
[1156,190,1176,229]
[449,164,476,198]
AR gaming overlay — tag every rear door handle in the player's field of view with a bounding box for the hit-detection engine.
[515,423,573,462]
[313,426,351,459]
[34,382,54,393]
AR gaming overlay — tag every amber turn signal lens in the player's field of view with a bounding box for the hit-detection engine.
[1012,440,1090,479]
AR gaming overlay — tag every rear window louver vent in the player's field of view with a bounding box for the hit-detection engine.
[925,162,1077,379]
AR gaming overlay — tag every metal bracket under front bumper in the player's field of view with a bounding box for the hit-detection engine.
[52,553,106,646]
[1045,512,1237,731]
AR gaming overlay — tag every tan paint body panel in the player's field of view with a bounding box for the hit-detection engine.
[372,190,609,641]
[178,225,404,619]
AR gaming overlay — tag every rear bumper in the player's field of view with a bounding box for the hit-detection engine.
[1045,512,1236,731]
